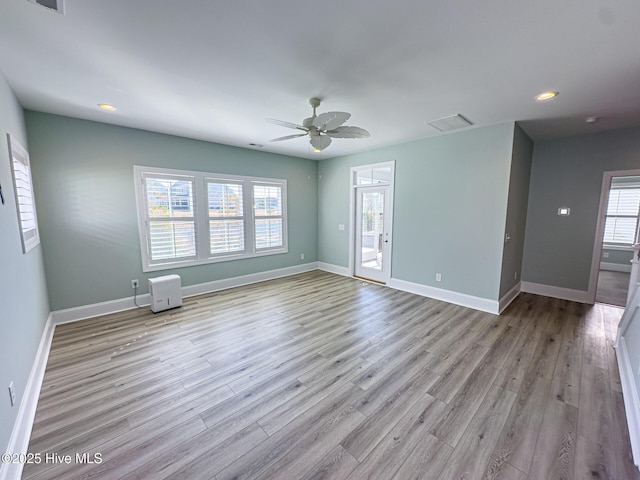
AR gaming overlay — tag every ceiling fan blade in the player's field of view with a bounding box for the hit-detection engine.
[325,126,370,138]
[310,135,332,151]
[313,112,351,131]
[270,133,308,142]
[266,118,307,132]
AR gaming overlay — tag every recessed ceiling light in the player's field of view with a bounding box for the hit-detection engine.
[535,91,559,101]
[585,116,599,124]
[98,103,117,111]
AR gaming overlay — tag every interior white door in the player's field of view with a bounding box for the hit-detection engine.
[354,186,391,283]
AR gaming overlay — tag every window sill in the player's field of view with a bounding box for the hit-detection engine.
[143,248,289,273]
[603,244,635,251]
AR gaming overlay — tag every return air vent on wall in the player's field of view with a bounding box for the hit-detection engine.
[28,0,65,14]
[427,114,473,132]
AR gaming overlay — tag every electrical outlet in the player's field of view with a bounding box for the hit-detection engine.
[300,253,305,260]
[514,271,518,280]
[435,273,442,282]
[8,382,15,407]
[131,279,139,289]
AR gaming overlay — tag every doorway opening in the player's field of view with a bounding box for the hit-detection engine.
[349,162,395,284]
[590,171,640,307]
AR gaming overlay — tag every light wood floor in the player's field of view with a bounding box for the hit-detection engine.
[23,271,639,479]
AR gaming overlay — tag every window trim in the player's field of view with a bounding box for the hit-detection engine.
[7,134,40,254]
[134,166,288,272]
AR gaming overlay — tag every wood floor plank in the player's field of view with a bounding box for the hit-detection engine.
[216,382,365,480]
[482,462,527,480]
[344,393,447,480]
[527,398,578,480]
[245,402,366,480]
[426,342,488,403]
[485,334,560,474]
[437,385,517,480]
[429,362,499,447]
[583,305,609,370]
[391,434,452,480]
[298,445,359,480]
[21,273,638,480]
[161,422,268,480]
[548,308,584,407]
[341,370,440,461]
[259,359,367,435]
[578,364,613,446]
[574,434,617,480]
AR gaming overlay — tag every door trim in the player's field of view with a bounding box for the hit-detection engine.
[348,161,395,283]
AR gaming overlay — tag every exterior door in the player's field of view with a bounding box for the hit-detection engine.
[354,186,391,283]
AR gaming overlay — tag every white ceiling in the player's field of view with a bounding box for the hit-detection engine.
[1,0,639,159]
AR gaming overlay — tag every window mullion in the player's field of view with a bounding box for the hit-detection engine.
[245,180,256,254]
[195,177,209,261]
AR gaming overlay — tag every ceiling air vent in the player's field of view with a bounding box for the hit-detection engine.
[28,0,65,14]
[427,114,473,132]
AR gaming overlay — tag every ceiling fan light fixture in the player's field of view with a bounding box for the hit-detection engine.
[267,98,369,152]
[535,91,559,101]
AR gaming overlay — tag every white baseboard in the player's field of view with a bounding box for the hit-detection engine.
[520,281,589,303]
[0,313,55,480]
[388,278,500,314]
[181,262,318,297]
[499,282,521,313]
[614,336,640,468]
[600,262,632,273]
[51,262,318,325]
[51,294,151,325]
[317,262,350,277]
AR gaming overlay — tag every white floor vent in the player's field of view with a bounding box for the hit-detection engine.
[149,274,182,313]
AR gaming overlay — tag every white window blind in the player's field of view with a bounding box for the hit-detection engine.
[208,180,245,255]
[603,187,640,245]
[143,174,197,263]
[8,134,40,253]
[134,166,287,272]
[253,183,283,250]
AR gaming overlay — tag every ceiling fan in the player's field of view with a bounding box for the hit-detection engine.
[267,98,370,152]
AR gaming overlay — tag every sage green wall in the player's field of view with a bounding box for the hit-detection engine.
[0,78,50,452]
[318,123,516,301]
[522,126,640,291]
[602,248,633,267]
[499,124,533,297]
[25,112,318,311]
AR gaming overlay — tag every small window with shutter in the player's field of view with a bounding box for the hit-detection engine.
[8,134,40,254]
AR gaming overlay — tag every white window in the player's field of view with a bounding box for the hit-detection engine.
[253,183,284,250]
[603,186,640,245]
[208,180,245,255]
[7,134,40,253]
[134,166,287,271]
